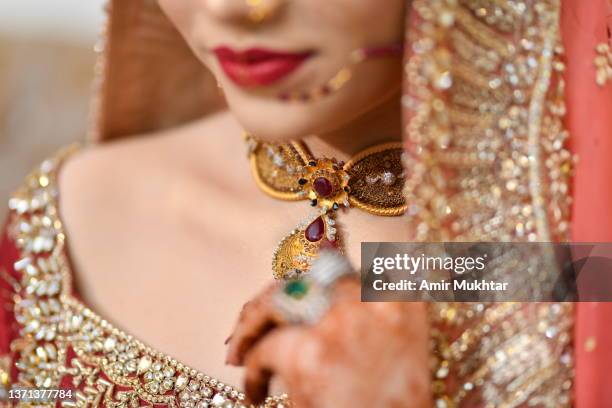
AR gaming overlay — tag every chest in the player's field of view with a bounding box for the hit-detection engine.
[68,190,310,385]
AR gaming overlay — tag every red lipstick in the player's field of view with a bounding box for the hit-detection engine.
[213,46,313,87]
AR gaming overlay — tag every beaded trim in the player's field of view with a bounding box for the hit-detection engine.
[594,42,612,87]
[7,146,289,408]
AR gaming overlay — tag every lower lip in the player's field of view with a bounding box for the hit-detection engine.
[214,49,312,87]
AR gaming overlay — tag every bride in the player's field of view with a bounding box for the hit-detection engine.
[1,0,611,407]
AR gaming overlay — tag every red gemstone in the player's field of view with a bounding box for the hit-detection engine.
[313,177,333,197]
[305,217,325,242]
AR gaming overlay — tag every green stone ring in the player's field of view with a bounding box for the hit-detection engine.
[284,279,310,299]
[274,251,356,324]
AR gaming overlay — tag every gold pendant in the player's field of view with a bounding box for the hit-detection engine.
[271,212,340,280]
[247,136,407,279]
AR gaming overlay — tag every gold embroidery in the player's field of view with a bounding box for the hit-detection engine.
[405,0,574,406]
[0,355,10,386]
[594,43,612,87]
[7,146,289,408]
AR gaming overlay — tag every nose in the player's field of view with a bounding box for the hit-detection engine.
[204,0,285,24]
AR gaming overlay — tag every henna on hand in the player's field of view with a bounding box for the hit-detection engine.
[226,279,432,408]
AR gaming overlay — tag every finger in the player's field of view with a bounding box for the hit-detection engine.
[330,278,361,303]
[226,283,285,366]
[243,327,305,405]
[229,278,358,366]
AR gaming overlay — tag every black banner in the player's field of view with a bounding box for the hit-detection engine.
[361,242,612,302]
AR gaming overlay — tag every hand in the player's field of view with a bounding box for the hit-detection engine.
[226,278,432,408]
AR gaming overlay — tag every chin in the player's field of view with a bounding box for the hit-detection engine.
[226,98,343,142]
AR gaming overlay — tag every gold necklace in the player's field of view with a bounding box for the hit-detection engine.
[246,135,407,280]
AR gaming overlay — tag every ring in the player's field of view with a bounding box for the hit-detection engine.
[274,250,357,324]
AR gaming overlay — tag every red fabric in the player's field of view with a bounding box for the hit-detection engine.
[0,216,20,384]
[562,0,612,406]
[0,219,16,352]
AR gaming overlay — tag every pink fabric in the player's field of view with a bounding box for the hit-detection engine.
[562,0,612,406]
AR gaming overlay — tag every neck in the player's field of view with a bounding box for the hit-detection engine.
[303,92,402,160]
[175,91,402,175]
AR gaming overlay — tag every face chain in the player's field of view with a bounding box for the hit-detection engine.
[276,43,403,103]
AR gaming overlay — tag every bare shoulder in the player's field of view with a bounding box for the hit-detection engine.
[58,110,238,221]
[56,110,243,268]
[58,134,166,222]
[56,131,176,281]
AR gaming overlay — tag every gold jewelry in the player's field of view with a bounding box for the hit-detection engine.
[277,44,403,103]
[246,135,407,279]
[245,0,276,23]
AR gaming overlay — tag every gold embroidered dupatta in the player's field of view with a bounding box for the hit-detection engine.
[403,0,574,406]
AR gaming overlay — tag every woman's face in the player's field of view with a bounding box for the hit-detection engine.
[158,0,405,141]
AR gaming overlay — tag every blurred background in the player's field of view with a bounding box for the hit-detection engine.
[0,0,105,221]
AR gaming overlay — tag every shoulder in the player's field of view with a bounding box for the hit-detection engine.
[56,110,241,266]
[58,111,236,217]
[56,131,179,258]
[58,136,164,215]
[59,110,238,202]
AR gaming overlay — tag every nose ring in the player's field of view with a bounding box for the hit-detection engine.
[245,0,279,23]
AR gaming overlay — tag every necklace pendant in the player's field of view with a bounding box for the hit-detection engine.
[298,158,351,212]
[246,135,407,280]
[272,212,341,280]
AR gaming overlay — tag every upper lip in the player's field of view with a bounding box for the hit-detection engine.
[212,46,313,63]
[211,45,314,87]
